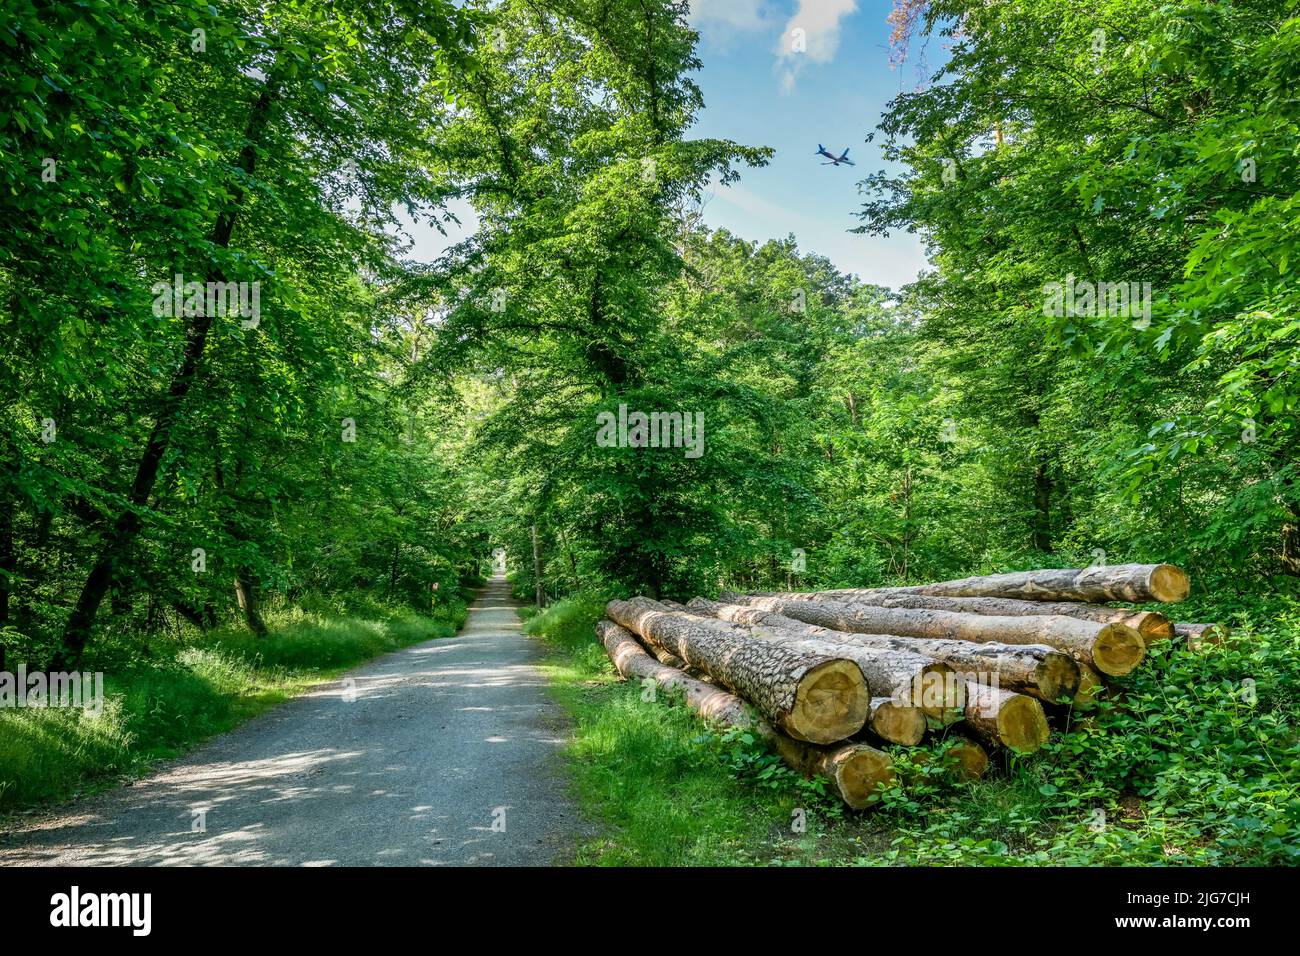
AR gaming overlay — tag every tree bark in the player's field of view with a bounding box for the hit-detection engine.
[695,597,1079,703]
[595,620,892,808]
[605,598,869,744]
[852,563,1189,604]
[753,590,1174,644]
[727,593,1144,677]
[53,78,280,668]
[234,571,269,637]
[726,618,964,725]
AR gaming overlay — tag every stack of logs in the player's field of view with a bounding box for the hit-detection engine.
[596,563,1229,809]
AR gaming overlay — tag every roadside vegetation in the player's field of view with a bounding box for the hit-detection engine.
[0,596,468,815]
[524,588,1299,866]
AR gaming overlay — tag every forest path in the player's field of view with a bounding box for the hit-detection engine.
[0,575,582,866]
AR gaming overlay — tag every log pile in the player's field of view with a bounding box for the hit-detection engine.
[594,563,1225,808]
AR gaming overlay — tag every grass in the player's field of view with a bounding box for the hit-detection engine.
[0,597,467,815]
[525,590,1300,866]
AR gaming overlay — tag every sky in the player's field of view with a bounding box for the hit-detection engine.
[402,0,936,292]
[686,0,934,289]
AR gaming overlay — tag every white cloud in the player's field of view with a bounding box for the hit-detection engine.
[688,0,776,47]
[774,0,858,92]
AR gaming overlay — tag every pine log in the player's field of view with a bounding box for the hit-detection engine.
[605,599,869,744]
[1176,622,1230,651]
[961,681,1050,753]
[744,590,1175,645]
[726,594,1145,678]
[862,563,1190,604]
[867,696,926,746]
[694,597,1079,702]
[595,620,893,808]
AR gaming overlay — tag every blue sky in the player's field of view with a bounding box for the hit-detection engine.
[687,0,933,289]
[403,0,934,291]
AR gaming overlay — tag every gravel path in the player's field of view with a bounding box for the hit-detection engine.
[0,576,581,866]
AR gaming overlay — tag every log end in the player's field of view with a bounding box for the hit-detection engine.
[787,658,870,745]
[1150,564,1190,603]
[913,664,966,725]
[1132,611,1175,644]
[1072,662,1103,708]
[1091,623,1146,677]
[829,746,895,809]
[1033,651,1082,702]
[869,698,927,746]
[943,740,990,781]
[995,694,1050,754]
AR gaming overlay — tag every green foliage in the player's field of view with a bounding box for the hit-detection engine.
[530,590,1297,865]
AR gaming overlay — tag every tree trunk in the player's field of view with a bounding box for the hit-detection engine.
[856,563,1190,604]
[0,483,12,629]
[866,697,926,746]
[531,522,545,609]
[1031,458,1053,552]
[960,681,1049,753]
[696,597,1079,703]
[727,593,1145,677]
[595,619,892,808]
[234,570,269,637]
[1281,501,1300,575]
[758,590,1174,644]
[605,598,869,744]
[171,600,211,631]
[730,620,964,725]
[53,79,280,669]
[693,598,965,723]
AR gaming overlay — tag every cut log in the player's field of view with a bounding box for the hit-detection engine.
[694,597,1078,702]
[1176,622,1230,651]
[724,594,1145,678]
[595,620,892,808]
[697,609,964,725]
[605,598,869,744]
[912,739,990,781]
[943,740,991,781]
[961,681,1050,753]
[867,696,926,746]
[1072,662,1103,709]
[745,590,1175,645]
[856,563,1190,604]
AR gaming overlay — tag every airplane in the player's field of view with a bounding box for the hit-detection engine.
[816,144,855,167]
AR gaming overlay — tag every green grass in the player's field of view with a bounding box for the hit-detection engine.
[526,591,1300,866]
[0,599,467,815]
